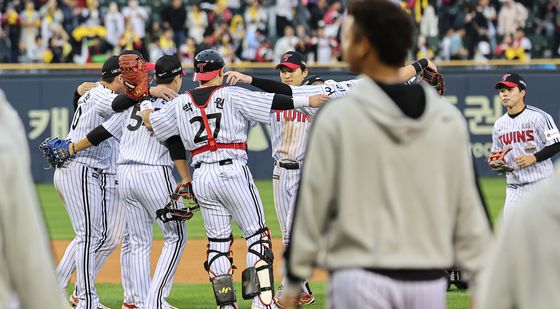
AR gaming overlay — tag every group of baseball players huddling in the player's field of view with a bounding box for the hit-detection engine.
[39,45,444,309]
[36,0,560,308]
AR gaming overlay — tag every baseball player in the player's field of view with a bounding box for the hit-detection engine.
[224,52,439,305]
[282,0,492,307]
[63,55,189,309]
[52,55,124,309]
[144,49,328,309]
[489,72,560,218]
[55,81,127,308]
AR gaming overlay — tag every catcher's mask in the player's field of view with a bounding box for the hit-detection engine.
[193,49,225,82]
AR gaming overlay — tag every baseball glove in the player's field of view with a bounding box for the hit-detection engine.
[422,67,446,95]
[156,182,199,222]
[119,53,149,101]
[39,137,72,168]
[487,146,514,173]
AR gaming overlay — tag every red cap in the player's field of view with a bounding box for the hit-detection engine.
[275,51,306,70]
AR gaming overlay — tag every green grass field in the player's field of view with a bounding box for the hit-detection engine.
[41,178,506,308]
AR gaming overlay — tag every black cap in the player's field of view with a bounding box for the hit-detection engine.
[302,75,324,85]
[101,55,121,78]
[495,72,527,90]
[276,51,306,70]
[155,55,186,79]
[193,49,225,81]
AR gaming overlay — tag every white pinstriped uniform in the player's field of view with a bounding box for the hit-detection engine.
[54,84,118,309]
[271,79,358,245]
[150,86,278,309]
[491,105,560,217]
[102,97,186,309]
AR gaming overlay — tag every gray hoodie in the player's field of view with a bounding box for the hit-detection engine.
[285,75,493,296]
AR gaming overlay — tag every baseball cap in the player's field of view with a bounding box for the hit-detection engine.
[193,49,225,82]
[495,72,527,90]
[155,55,186,79]
[101,55,121,78]
[276,51,306,70]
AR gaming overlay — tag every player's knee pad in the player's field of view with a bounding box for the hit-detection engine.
[211,274,236,307]
[242,227,275,305]
[204,234,235,276]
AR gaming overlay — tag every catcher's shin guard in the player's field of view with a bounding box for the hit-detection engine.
[243,227,275,305]
[205,234,237,308]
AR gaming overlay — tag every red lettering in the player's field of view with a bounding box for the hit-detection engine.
[285,110,296,121]
[275,110,282,122]
[526,129,534,141]
[296,111,302,122]
[303,114,312,123]
[503,132,512,145]
[516,131,526,142]
[498,135,504,144]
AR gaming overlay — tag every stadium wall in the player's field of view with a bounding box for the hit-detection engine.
[1,68,559,182]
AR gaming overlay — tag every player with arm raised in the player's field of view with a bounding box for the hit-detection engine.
[223,51,440,306]
[145,49,327,309]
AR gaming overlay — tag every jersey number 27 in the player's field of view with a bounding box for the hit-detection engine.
[190,113,222,143]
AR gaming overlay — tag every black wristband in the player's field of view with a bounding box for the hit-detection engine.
[86,125,113,146]
[412,58,429,74]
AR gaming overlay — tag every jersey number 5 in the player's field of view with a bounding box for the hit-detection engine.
[127,105,143,131]
[190,113,222,143]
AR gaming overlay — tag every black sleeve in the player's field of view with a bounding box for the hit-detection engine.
[165,135,187,161]
[112,93,139,112]
[534,142,560,162]
[251,76,293,96]
[270,94,295,110]
[72,90,80,111]
[86,125,113,146]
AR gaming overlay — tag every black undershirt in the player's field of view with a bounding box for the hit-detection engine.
[165,135,187,160]
[376,82,426,119]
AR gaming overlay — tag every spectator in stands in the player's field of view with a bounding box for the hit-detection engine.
[161,0,187,48]
[27,35,46,63]
[227,0,242,15]
[217,31,238,63]
[122,0,148,39]
[450,26,469,59]
[474,31,492,61]
[415,34,435,60]
[1,5,22,63]
[244,0,267,35]
[307,0,328,31]
[187,3,208,44]
[294,24,312,61]
[196,29,215,54]
[323,1,342,37]
[160,27,177,55]
[0,29,10,63]
[40,0,63,47]
[315,24,337,63]
[148,36,163,62]
[60,0,86,35]
[275,0,297,37]
[420,0,439,44]
[495,33,514,58]
[255,38,273,62]
[104,2,124,49]
[274,25,298,60]
[119,19,142,51]
[478,0,498,51]
[82,0,102,27]
[214,0,234,25]
[20,1,41,53]
[440,28,454,61]
[179,36,197,64]
[506,27,532,60]
[498,0,528,37]
[145,20,163,51]
[242,25,265,60]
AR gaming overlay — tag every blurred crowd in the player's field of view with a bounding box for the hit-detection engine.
[0,0,558,65]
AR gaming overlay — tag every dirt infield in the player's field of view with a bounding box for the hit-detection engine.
[52,239,327,284]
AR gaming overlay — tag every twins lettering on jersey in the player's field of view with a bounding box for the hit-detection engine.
[498,130,534,145]
[273,110,312,123]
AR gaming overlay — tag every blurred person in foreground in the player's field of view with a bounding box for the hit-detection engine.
[281,0,493,308]
[478,166,560,308]
[0,89,67,308]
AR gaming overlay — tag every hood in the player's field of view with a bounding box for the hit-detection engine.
[351,75,443,144]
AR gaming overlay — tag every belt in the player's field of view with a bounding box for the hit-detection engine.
[276,161,300,170]
[506,182,531,189]
[190,142,247,157]
[194,159,233,169]
[364,268,448,281]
